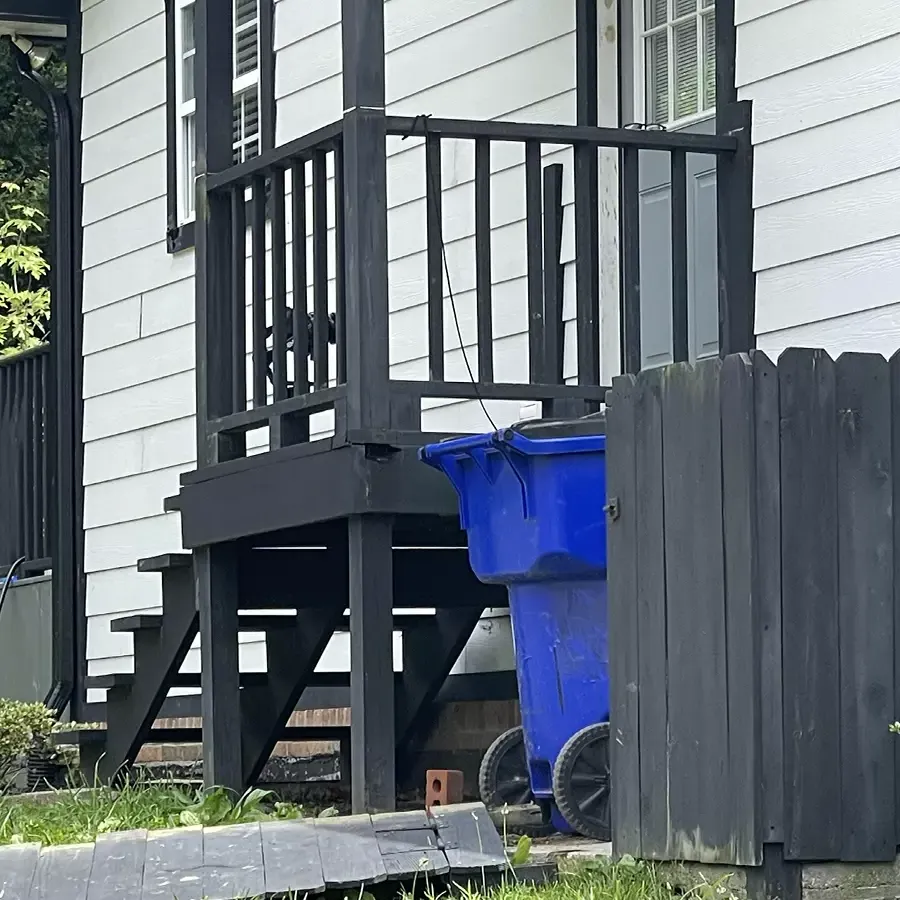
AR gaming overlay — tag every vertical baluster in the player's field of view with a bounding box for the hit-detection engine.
[334,140,347,384]
[542,164,565,387]
[14,360,26,561]
[231,187,247,413]
[620,145,642,374]
[251,175,268,407]
[0,366,7,562]
[525,141,544,383]
[574,141,600,386]
[425,133,444,381]
[671,149,689,364]
[38,354,48,561]
[312,149,329,390]
[35,355,46,561]
[290,161,309,400]
[22,357,36,562]
[271,167,289,400]
[474,137,493,383]
[0,365,9,562]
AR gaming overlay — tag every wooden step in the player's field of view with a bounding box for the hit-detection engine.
[55,723,349,746]
[110,613,311,634]
[137,553,192,574]
[111,612,436,633]
[88,670,405,692]
[86,672,270,690]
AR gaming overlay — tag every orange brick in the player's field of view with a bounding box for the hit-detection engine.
[426,769,464,808]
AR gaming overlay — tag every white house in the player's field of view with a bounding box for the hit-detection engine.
[1,0,899,795]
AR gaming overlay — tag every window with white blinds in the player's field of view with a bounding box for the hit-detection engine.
[642,0,715,126]
[174,0,262,225]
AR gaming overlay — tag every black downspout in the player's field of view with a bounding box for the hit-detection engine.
[11,43,82,719]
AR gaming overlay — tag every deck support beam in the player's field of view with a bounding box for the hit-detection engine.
[198,545,243,793]
[349,515,396,813]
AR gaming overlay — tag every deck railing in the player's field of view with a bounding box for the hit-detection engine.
[0,345,50,574]
[200,111,746,461]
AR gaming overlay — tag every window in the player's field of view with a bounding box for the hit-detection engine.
[166,0,272,251]
[641,0,715,125]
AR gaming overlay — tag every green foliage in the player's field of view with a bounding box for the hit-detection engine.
[403,860,694,900]
[0,777,306,847]
[0,700,58,786]
[0,181,50,355]
[176,786,276,827]
[510,833,533,867]
[0,39,65,198]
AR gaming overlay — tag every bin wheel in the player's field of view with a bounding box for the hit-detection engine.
[552,722,611,841]
[478,726,534,809]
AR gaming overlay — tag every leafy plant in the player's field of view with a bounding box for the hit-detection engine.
[0,699,59,786]
[0,180,50,355]
[177,787,275,827]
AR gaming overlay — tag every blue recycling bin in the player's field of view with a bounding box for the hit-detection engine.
[420,418,610,840]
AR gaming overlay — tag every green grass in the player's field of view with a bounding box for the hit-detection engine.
[0,778,306,847]
[0,776,738,900]
[420,860,728,900]
[0,780,734,900]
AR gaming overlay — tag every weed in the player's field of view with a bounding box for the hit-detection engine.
[0,774,304,847]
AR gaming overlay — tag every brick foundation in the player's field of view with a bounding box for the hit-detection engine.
[135,699,520,794]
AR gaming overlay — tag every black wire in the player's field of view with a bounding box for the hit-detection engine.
[406,115,498,432]
[0,557,27,622]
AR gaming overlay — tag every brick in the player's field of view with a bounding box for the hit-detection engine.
[426,769,464,808]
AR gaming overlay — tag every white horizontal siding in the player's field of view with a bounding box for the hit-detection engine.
[274,0,618,414]
[737,0,900,358]
[81,0,614,695]
[80,0,198,698]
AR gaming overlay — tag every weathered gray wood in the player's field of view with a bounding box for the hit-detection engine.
[260,818,325,896]
[633,367,668,859]
[836,353,894,861]
[33,844,94,900]
[86,830,148,900]
[752,351,784,845]
[0,843,40,899]
[661,359,731,861]
[372,810,431,832]
[720,354,762,866]
[891,350,900,847]
[373,810,448,879]
[201,822,265,900]
[316,814,387,888]
[382,850,448,880]
[604,373,642,857]
[141,827,204,900]
[431,802,507,874]
[780,348,841,860]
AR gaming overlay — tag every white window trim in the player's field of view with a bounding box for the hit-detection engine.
[174,0,262,227]
[632,0,716,129]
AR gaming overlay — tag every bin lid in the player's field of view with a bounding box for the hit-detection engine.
[511,410,606,440]
[420,412,606,464]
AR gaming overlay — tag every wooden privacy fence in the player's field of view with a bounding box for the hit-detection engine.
[606,349,900,867]
[0,346,50,573]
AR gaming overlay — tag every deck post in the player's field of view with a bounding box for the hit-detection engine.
[715,0,755,356]
[340,0,391,437]
[197,545,243,793]
[348,515,396,813]
[192,0,244,795]
[194,0,240,467]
